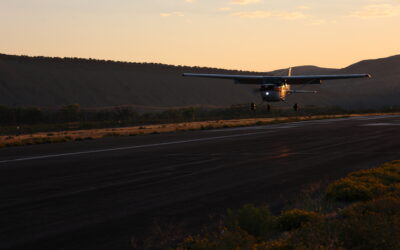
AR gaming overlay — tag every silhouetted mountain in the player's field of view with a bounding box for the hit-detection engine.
[282,55,400,109]
[270,65,337,76]
[0,54,261,110]
[0,53,399,110]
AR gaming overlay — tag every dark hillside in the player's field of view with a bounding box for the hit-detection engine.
[0,53,399,110]
[0,54,260,110]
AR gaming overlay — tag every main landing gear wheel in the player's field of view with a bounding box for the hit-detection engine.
[293,103,299,112]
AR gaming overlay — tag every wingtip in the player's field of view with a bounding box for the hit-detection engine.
[367,74,372,78]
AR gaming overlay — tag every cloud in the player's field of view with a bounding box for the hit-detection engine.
[297,5,311,10]
[230,0,261,5]
[231,10,308,20]
[350,3,400,18]
[218,7,232,11]
[160,12,184,17]
[184,0,195,3]
[308,19,338,25]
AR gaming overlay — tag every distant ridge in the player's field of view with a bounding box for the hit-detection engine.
[0,53,262,110]
[281,54,400,109]
[0,53,399,110]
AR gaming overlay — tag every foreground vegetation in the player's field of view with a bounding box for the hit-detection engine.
[2,112,399,148]
[135,161,400,249]
[1,104,399,148]
[1,104,400,135]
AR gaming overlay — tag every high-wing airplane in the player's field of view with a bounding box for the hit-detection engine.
[183,68,371,110]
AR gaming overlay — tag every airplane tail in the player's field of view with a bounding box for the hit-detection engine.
[288,67,292,77]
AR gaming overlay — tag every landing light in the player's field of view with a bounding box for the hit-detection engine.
[266,92,270,96]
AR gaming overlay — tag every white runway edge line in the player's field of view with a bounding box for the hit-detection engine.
[0,131,272,164]
[1,114,398,164]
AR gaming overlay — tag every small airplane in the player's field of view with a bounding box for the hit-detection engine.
[183,68,371,111]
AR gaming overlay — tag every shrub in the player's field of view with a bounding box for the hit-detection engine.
[252,240,292,250]
[285,218,345,250]
[325,178,376,202]
[286,197,400,250]
[175,161,400,250]
[177,235,212,250]
[177,228,256,250]
[275,209,321,232]
[226,204,275,238]
[349,161,400,185]
[326,161,400,202]
[338,197,400,250]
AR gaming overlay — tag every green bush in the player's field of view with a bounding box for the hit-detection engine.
[226,204,275,239]
[275,209,321,232]
[285,217,345,250]
[338,197,400,250]
[349,161,400,185]
[325,178,376,202]
[175,161,400,250]
[177,228,256,250]
[326,161,400,202]
[286,197,400,250]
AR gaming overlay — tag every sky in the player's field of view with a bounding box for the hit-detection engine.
[0,0,399,71]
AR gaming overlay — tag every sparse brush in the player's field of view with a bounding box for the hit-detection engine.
[275,209,322,232]
[337,197,400,249]
[225,204,275,239]
[174,161,400,250]
[252,240,292,250]
[102,132,121,137]
[326,161,400,202]
[176,228,256,250]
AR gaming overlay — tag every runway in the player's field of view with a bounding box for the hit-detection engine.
[1,115,400,250]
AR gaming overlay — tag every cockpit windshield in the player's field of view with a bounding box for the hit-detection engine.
[260,85,275,91]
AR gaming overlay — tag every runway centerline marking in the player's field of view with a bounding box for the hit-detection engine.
[0,131,274,164]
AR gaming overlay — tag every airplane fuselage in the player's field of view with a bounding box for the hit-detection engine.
[260,83,290,102]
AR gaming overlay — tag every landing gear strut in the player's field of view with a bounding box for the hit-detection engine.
[293,103,299,112]
[250,102,257,111]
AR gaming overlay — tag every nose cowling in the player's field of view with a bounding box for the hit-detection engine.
[259,83,290,102]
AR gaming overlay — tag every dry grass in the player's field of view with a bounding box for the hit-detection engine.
[1,113,398,148]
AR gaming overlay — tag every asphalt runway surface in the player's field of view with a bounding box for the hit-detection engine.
[1,115,400,250]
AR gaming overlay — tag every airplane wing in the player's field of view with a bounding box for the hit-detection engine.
[182,73,268,84]
[281,74,371,85]
[182,73,371,85]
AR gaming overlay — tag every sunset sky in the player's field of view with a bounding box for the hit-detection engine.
[1,0,399,71]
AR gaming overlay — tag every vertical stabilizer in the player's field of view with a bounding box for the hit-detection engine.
[288,67,292,77]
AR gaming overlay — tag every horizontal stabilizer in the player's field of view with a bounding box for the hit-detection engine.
[288,90,317,94]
